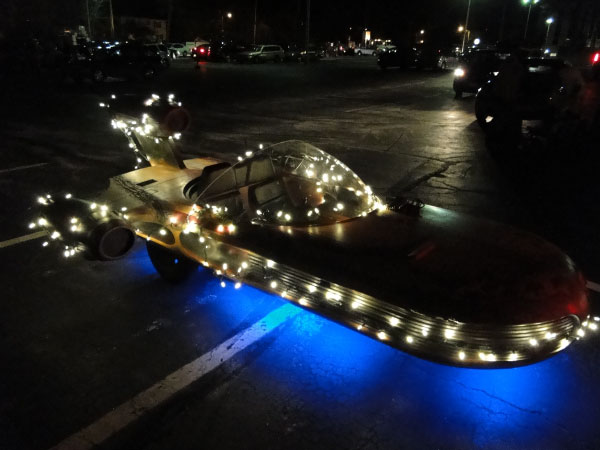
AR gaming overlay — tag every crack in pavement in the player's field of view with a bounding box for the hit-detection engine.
[455,381,543,415]
[388,161,459,196]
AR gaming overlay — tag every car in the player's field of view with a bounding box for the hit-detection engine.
[183,41,209,57]
[167,43,185,58]
[208,41,247,62]
[453,49,504,98]
[284,44,301,62]
[90,43,166,82]
[144,43,170,67]
[355,47,377,56]
[32,94,595,368]
[236,45,284,63]
[191,43,210,60]
[474,57,569,138]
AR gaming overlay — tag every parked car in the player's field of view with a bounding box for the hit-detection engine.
[144,43,170,67]
[183,41,209,57]
[235,45,284,63]
[167,43,186,58]
[90,42,166,82]
[474,57,568,138]
[377,45,411,69]
[453,49,504,98]
[355,47,377,56]
[208,42,247,62]
[191,43,210,60]
[284,44,301,62]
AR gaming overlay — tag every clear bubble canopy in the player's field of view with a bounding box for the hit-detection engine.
[194,141,381,226]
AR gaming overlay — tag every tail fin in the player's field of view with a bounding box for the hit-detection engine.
[106,94,190,169]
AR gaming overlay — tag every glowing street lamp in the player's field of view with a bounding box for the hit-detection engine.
[221,11,233,33]
[458,26,464,32]
[545,17,554,46]
[522,0,540,40]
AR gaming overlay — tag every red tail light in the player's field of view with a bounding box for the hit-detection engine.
[200,48,205,53]
[593,52,599,64]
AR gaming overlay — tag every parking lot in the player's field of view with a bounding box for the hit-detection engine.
[1,56,599,450]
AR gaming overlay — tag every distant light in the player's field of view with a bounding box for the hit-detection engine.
[458,26,464,32]
[227,12,232,18]
[454,68,465,77]
[473,38,481,46]
[458,351,466,360]
[546,17,554,24]
[420,29,425,35]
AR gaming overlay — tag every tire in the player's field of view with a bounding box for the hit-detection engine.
[454,89,462,99]
[475,98,521,139]
[146,241,198,283]
[183,51,188,57]
[92,67,106,83]
[274,55,282,63]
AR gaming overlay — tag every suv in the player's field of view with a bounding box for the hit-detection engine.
[474,57,568,138]
[453,49,503,98]
[236,45,284,63]
[91,42,165,82]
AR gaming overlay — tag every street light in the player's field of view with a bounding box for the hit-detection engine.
[545,17,554,46]
[221,11,232,34]
[461,0,471,54]
[458,26,464,32]
[522,0,540,40]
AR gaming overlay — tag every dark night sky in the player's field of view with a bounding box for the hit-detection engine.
[113,0,555,45]
[3,0,563,47]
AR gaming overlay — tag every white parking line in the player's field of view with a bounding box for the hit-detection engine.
[50,303,301,450]
[0,231,47,249]
[587,281,600,293]
[0,162,48,174]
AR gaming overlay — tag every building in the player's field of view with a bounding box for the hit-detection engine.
[118,16,167,41]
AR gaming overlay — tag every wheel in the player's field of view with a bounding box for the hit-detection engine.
[146,241,198,283]
[274,55,282,63]
[454,89,462,99]
[92,67,106,83]
[183,51,188,57]
[475,98,521,139]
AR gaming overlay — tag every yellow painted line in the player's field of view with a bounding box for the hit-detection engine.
[50,304,301,450]
[0,231,48,249]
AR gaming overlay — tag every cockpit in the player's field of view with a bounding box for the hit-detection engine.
[183,141,380,226]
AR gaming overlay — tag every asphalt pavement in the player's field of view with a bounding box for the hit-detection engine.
[1,56,599,450]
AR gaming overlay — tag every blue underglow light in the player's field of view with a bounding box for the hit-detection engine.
[133,243,600,448]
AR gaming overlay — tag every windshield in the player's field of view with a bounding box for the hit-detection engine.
[192,141,380,226]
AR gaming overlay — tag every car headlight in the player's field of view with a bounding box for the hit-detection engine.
[454,68,465,77]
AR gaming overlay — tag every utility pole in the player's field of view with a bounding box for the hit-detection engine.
[461,0,471,53]
[304,0,310,63]
[253,0,257,45]
[86,0,92,39]
[108,0,115,39]
[499,0,508,42]
[167,0,173,42]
